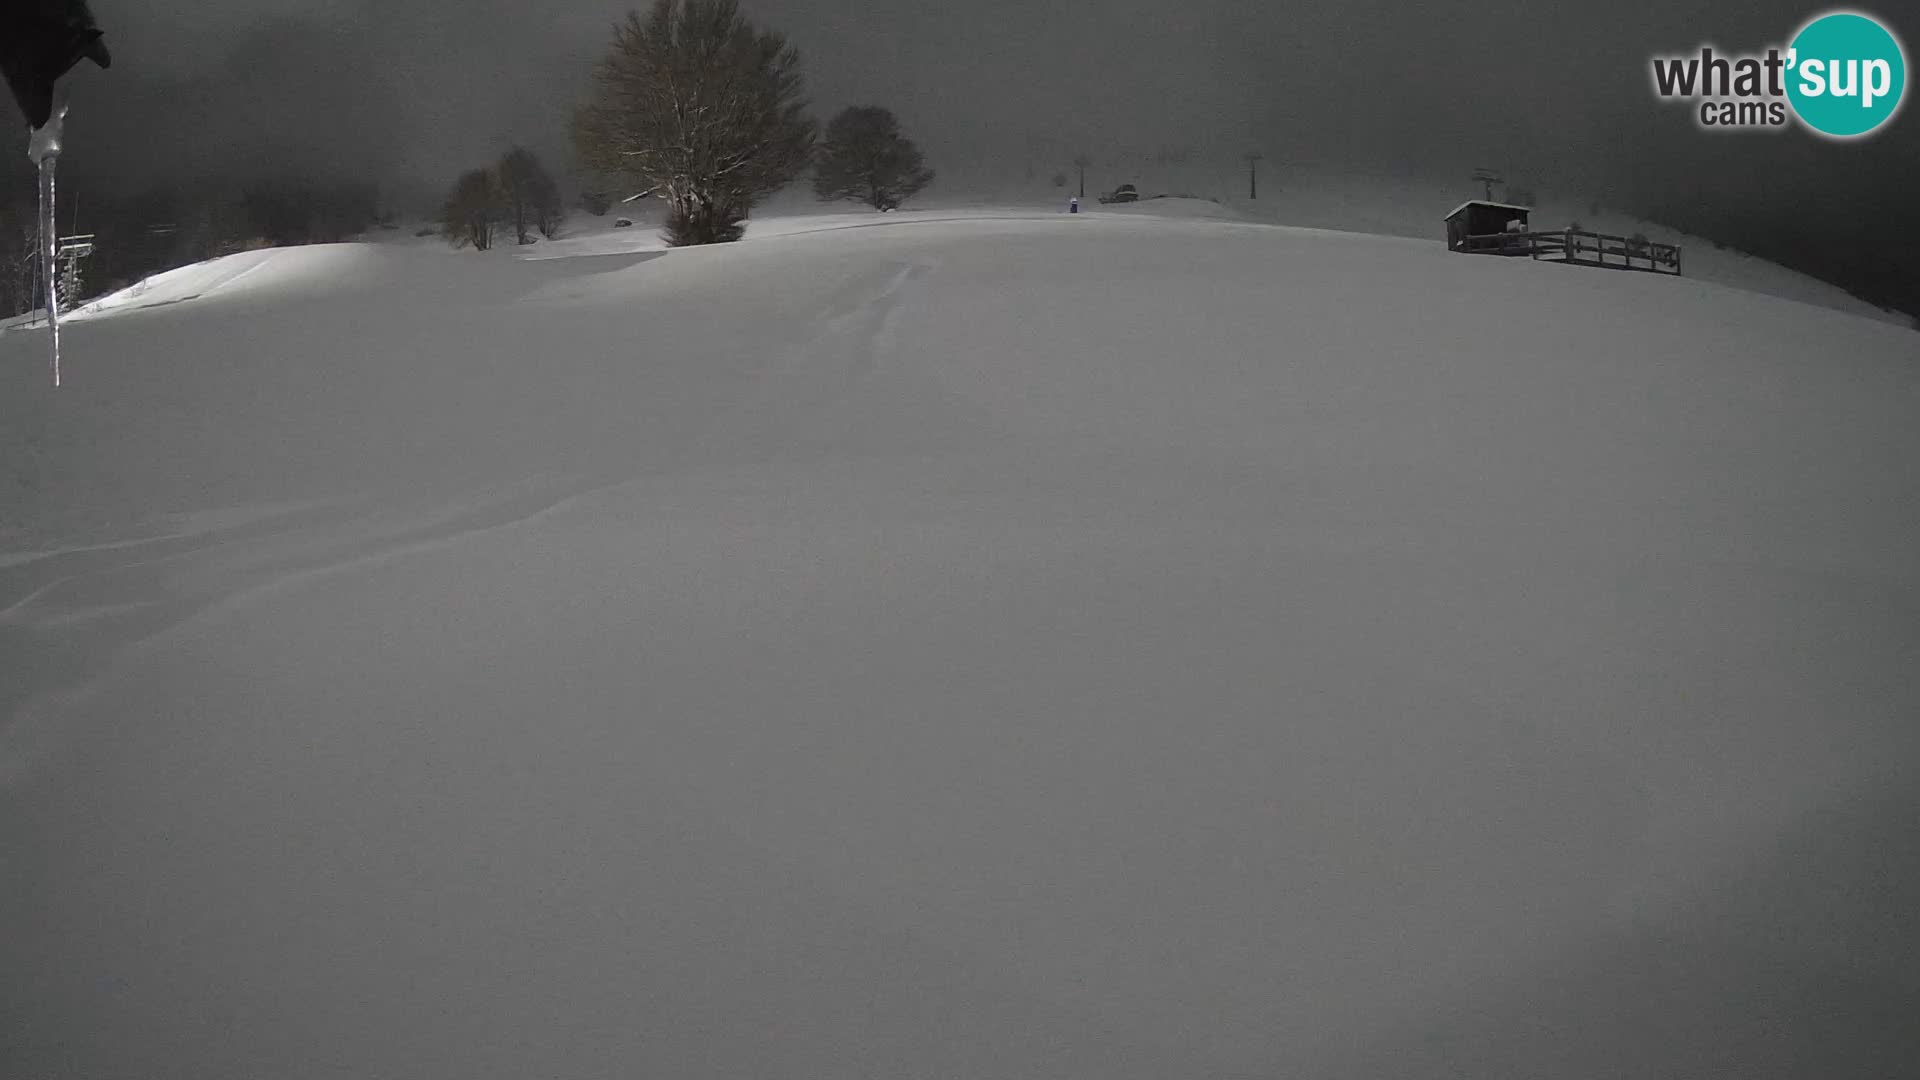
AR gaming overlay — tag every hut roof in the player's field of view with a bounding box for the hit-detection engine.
[1444,200,1533,221]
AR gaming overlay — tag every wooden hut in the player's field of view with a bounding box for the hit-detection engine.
[1444,200,1533,253]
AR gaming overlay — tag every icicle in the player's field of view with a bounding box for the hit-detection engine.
[38,151,62,388]
[29,103,68,388]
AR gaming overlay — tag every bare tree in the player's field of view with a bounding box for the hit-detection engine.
[812,106,934,211]
[572,0,816,246]
[498,147,563,244]
[440,169,504,251]
[537,194,565,240]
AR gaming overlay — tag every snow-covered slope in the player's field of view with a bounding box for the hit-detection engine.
[927,164,1914,326]
[2,209,1917,1080]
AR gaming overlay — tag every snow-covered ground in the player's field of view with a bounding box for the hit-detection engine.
[909,165,1916,326]
[3,205,1918,1079]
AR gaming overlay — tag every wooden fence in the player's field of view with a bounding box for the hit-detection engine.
[1459,228,1682,276]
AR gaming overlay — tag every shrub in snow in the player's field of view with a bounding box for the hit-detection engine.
[440,169,505,251]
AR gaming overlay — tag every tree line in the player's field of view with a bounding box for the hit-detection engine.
[4,0,943,317]
[0,176,381,318]
[440,147,564,251]
[438,0,936,252]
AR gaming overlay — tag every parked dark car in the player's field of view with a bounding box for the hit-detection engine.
[1099,183,1140,204]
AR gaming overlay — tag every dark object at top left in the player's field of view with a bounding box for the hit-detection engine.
[1,0,111,129]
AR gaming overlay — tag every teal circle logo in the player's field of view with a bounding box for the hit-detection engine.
[1786,11,1907,137]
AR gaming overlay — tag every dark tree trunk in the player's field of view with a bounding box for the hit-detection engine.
[664,193,746,246]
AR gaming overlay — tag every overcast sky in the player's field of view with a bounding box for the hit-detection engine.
[14,0,1920,307]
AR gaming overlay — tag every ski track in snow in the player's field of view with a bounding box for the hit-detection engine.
[0,473,664,741]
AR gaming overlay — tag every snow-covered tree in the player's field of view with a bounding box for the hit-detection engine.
[812,106,935,212]
[572,0,816,246]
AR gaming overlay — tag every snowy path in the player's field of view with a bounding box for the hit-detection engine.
[3,212,1918,1079]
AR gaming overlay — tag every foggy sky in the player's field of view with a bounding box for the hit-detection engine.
[13,0,1920,307]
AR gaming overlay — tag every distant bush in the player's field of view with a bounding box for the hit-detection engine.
[441,169,505,251]
[1050,172,1067,188]
[580,190,613,216]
